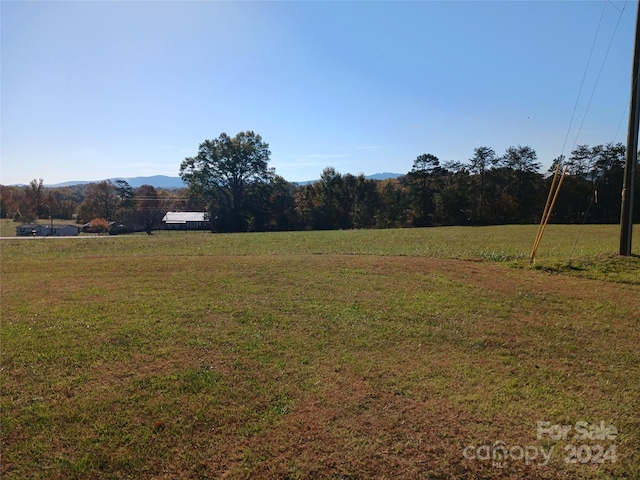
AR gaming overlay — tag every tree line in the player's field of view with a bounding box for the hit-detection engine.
[1,131,638,233]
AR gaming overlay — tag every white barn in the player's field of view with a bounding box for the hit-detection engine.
[161,212,210,230]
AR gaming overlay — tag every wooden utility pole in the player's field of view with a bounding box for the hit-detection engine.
[620,1,640,256]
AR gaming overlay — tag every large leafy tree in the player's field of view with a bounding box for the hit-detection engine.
[350,174,380,229]
[499,145,543,223]
[136,184,163,233]
[255,174,297,231]
[114,179,135,209]
[408,153,440,226]
[180,131,273,232]
[0,185,15,219]
[77,181,118,224]
[316,167,349,229]
[468,147,497,224]
[112,180,137,230]
[589,142,626,223]
[24,178,45,220]
[376,178,411,228]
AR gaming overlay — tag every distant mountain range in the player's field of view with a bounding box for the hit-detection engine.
[46,172,403,189]
[296,171,403,186]
[362,172,403,181]
[48,175,186,189]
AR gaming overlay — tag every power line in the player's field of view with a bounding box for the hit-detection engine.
[558,0,629,258]
[613,99,631,142]
[607,0,625,14]
[570,0,628,154]
[560,1,609,159]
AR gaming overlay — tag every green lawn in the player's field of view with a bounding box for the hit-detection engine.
[1,225,639,479]
[0,219,19,237]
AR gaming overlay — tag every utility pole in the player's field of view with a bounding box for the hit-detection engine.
[620,0,640,256]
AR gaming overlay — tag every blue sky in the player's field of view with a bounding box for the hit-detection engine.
[1,0,634,185]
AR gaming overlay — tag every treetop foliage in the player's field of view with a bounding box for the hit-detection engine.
[180,131,272,197]
[179,131,273,231]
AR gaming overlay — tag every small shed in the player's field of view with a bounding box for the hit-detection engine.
[161,212,210,230]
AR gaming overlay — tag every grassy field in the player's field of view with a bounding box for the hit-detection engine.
[1,219,19,238]
[1,225,639,479]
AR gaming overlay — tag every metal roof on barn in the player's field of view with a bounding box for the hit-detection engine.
[161,212,207,224]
